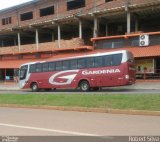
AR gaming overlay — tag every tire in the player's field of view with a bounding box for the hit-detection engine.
[31,83,39,92]
[79,81,90,92]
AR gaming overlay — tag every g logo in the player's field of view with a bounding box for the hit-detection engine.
[49,70,79,85]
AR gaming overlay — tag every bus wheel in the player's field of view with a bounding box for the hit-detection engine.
[80,81,90,92]
[31,83,39,92]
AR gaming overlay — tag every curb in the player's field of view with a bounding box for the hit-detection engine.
[0,104,160,116]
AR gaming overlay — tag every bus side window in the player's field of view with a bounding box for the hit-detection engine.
[112,53,122,66]
[94,56,103,67]
[70,60,77,70]
[56,61,62,71]
[29,64,36,73]
[78,58,86,69]
[86,57,94,68]
[63,60,70,70]
[49,62,55,71]
[42,63,48,72]
[36,63,42,72]
[104,55,112,66]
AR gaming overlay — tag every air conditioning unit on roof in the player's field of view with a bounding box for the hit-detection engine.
[139,34,149,46]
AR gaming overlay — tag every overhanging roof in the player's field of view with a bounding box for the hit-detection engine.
[94,45,160,58]
[0,58,43,69]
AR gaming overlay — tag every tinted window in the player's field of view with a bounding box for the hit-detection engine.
[95,56,103,67]
[106,0,112,2]
[56,61,62,71]
[70,60,77,69]
[63,60,70,70]
[78,58,85,69]
[49,62,55,71]
[36,63,42,72]
[95,39,124,49]
[112,53,122,66]
[40,6,54,17]
[2,17,12,25]
[20,12,33,21]
[67,0,85,11]
[131,39,139,46]
[29,64,36,73]
[104,55,112,66]
[42,63,48,72]
[86,58,94,68]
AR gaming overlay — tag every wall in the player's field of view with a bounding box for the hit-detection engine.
[0,38,84,55]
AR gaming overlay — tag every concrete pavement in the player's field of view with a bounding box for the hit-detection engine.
[0,82,19,90]
[0,107,159,136]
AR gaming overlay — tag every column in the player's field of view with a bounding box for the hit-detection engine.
[17,32,21,52]
[1,40,4,47]
[4,69,6,82]
[93,16,98,38]
[58,24,61,48]
[35,29,39,50]
[52,32,55,41]
[79,19,82,39]
[93,0,96,12]
[127,12,131,34]
[135,19,138,32]
[14,38,17,46]
[106,23,108,36]
[56,0,59,18]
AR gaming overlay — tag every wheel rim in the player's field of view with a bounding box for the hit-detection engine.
[33,84,37,90]
[81,81,89,91]
[82,84,88,90]
[32,83,38,91]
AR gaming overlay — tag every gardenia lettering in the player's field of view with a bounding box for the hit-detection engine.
[82,69,120,75]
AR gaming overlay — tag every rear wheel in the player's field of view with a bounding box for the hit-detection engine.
[80,81,90,92]
[31,83,39,92]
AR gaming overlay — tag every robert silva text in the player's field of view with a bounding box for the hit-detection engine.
[129,136,160,142]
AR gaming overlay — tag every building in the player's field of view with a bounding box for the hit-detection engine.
[0,0,160,81]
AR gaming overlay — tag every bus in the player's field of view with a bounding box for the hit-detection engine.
[19,50,135,92]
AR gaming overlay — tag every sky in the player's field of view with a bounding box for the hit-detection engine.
[0,0,33,10]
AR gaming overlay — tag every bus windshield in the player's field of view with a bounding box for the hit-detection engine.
[19,65,28,80]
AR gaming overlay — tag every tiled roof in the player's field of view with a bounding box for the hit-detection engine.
[125,45,160,58]
[0,58,43,69]
[97,45,160,58]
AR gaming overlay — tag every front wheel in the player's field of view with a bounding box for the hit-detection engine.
[31,83,39,92]
[79,81,90,92]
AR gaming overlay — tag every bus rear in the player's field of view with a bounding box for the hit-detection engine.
[122,51,136,85]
